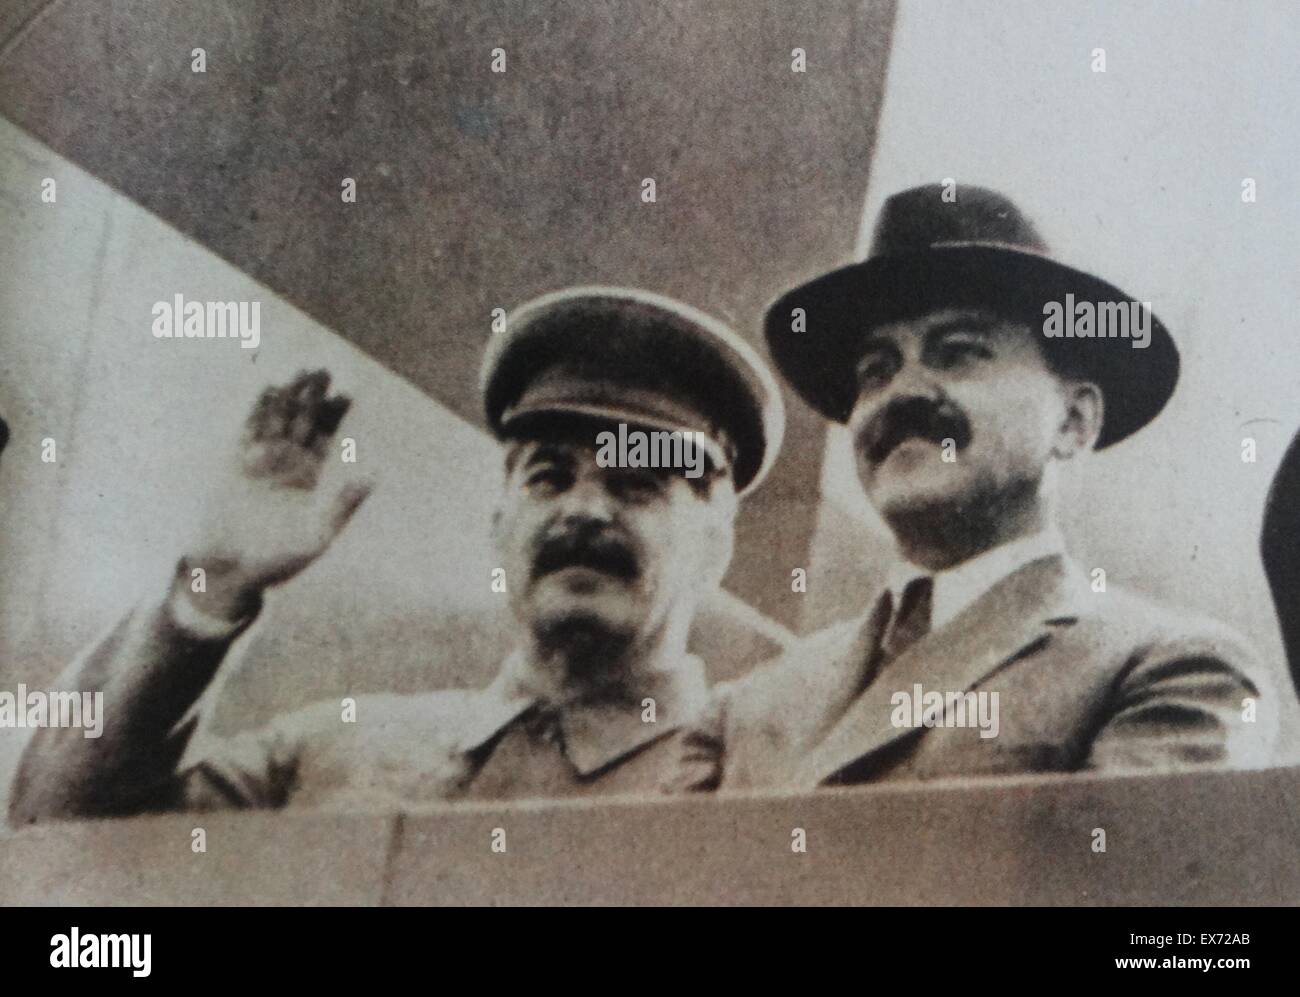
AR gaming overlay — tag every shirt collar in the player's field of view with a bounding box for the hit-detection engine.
[886,527,1067,631]
[463,649,710,777]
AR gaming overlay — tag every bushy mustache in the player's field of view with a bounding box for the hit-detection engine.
[861,396,973,465]
[532,524,640,581]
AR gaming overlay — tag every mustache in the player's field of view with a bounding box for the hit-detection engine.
[532,526,640,581]
[861,396,973,465]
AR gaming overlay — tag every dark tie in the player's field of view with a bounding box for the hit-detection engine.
[882,575,934,662]
[857,575,934,694]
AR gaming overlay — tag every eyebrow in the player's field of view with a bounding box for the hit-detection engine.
[925,314,1000,339]
[522,444,575,470]
[857,312,1004,359]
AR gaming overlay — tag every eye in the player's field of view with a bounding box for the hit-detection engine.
[524,465,571,494]
[855,353,896,391]
[932,336,992,369]
[608,468,666,503]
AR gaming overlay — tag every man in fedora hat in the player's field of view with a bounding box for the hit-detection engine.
[9,287,783,820]
[681,184,1276,791]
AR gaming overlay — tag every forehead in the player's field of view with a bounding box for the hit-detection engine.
[859,307,1036,351]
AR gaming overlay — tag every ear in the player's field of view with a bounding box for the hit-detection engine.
[1052,380,1104,459]
[698,481,739,588]
[490,457,508,546]
[494,441,526,543]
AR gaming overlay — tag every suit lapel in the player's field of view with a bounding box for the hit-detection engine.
[800,591,894,746]
[794,554,1085,787]
[734,599,890,790]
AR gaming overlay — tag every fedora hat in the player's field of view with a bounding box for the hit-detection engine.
[764,184,1179,447]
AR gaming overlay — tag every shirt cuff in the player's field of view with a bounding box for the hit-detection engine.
[165,587,258,641]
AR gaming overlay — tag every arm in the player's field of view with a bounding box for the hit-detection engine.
[8,370,370,824]
[1085,630,1277,773]
[8,571,253,822]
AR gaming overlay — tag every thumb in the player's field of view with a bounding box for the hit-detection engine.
[326,477,374,535]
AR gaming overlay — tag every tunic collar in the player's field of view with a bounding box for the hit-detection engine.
[461,648,710,776]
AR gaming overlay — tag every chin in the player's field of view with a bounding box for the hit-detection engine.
[866,464,980,520]
[534,612,639,664]
[527,589,643,646]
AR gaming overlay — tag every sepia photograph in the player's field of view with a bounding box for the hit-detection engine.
[0,0,1297,940]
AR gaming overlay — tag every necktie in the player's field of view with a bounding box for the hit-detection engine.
[856,576,934,693]
[882,575,934,662]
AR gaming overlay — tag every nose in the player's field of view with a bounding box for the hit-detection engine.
[849,355,945,434]
[554,472,617,527]
[888,355,945,404]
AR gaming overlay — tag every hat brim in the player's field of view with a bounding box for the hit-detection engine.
[501,401,731,473]
[764,245,1179,448]
[483,286,785,495]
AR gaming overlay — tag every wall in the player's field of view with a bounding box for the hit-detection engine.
[0,0,898,629]
[3,766,1298,905]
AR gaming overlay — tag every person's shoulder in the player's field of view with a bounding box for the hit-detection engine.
[1069,585,1266,692]
[1079,585,1255,656]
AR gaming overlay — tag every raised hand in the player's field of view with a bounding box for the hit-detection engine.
[181,369,372,621]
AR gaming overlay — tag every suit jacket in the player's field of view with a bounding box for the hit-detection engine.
[680,554,1278,791]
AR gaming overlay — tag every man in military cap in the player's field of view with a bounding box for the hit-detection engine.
[685,184,1277,791]
[9,287,782,820]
